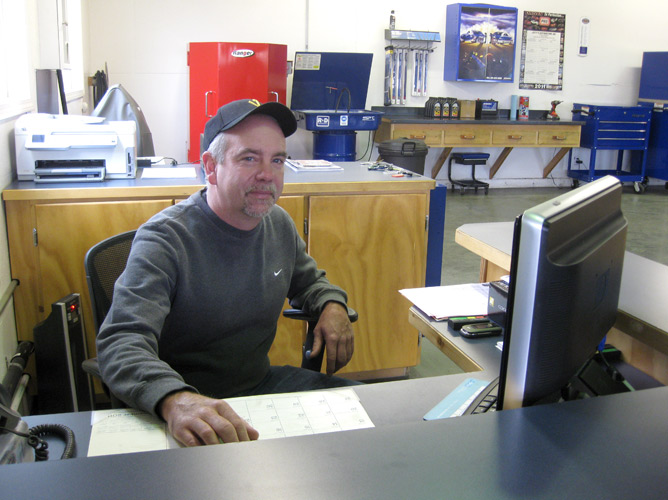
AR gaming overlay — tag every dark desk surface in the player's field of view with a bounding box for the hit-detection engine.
[5,385,668,499]
[6,311,666,498]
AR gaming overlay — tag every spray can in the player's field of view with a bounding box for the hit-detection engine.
[518,96,530,120]
[390,10,396,30]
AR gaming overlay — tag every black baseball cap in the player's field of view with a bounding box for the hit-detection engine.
[202,99,298,151]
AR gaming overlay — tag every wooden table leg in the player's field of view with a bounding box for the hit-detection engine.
[489,147,513,179]
[542,147,571,178]
[430,147,452,179]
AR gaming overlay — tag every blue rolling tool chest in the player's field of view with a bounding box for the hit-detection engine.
[568,104,652,193]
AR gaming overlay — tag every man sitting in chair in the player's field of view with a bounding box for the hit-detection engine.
[97,99,358,447]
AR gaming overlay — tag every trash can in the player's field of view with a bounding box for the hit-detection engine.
[378,138,429,175]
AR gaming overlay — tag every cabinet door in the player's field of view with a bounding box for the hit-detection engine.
[268,196,307,367]
[34,200,173,359]
[308,194,428,374]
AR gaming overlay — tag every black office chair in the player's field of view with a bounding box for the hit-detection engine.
[81,230,137,408]
[81,230,357,406]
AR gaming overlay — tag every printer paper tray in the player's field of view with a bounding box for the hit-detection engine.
[34,167,106,183]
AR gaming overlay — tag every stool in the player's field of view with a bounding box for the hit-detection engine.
[448,153,490,195]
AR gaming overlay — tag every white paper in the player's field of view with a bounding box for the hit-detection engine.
[141,167,198,179]
[285,159,343,173]
[400,283,489,321]
[88,408,179,457]
[225,388,374,440]
[87,389,373,456]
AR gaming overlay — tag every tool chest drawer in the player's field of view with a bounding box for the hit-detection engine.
[573,104,652,150]
[568,103,652,191]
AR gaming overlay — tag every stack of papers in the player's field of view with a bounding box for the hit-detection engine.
[399,283,489,321]
[285,159,344,172]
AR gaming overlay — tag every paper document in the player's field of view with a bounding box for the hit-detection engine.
[141,167,198,179]
[88,408,181,457]
[225,388,374,440]
[87,389,372,456]
[285,159,343,173]
[400,283,489,321]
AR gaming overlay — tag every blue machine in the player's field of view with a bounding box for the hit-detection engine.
[638,52,668,185]
[291,52,383,161]
[568,103,652,193]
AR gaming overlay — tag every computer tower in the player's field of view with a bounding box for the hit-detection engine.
[33,293,94,414]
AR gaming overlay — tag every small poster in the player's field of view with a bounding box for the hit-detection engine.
[455,5,518,82]
[519,12,565,90]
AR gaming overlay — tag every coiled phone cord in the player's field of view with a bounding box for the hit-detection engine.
[29,424,76,460]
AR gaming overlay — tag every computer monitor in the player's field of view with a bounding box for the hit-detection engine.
[91,83,155,157]
[497,175,628,410]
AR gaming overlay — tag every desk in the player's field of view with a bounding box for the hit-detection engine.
[7,371,668,499]
[373,108,582,180]
[456,221,668,385]
[3,163,440,390]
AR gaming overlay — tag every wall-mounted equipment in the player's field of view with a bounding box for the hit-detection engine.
[384,30,441,104]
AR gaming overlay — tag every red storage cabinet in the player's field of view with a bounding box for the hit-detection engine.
[187,42,287,162]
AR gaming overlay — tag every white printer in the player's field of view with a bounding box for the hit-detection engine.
[15,113,137,182]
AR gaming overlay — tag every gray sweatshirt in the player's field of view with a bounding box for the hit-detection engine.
[96,188,347,415]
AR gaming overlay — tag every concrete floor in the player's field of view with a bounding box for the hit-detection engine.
[410,182,668,379]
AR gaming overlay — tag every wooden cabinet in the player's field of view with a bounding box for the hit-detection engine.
[3,167,435,392]
[308,194,427,373]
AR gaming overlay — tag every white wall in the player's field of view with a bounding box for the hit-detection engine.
[84,0,668,186]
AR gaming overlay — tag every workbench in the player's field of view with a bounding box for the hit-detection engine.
[373,107,582,179]
[2,163,439,394]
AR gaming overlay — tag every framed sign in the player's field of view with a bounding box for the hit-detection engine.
[444,3,518,83]
[519,12,565,90]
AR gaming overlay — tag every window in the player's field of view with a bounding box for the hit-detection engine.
[0,0,32,119]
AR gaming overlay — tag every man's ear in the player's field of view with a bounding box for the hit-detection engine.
[202,151,218,184]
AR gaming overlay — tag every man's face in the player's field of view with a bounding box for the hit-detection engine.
[203,114,287,230]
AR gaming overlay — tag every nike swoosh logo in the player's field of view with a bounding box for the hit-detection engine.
[274,269,283,276]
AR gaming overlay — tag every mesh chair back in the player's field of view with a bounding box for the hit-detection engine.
[85,230,137,332]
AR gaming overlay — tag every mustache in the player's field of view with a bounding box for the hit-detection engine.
[245,183,278,197]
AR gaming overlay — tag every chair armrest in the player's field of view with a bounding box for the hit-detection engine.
[82,357,101,378]
[282,307,358,372]
[282,307,358,323]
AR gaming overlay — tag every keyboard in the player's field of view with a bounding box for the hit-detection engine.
[461,377,499,415]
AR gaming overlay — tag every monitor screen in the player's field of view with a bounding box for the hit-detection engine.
[497,176,628,410]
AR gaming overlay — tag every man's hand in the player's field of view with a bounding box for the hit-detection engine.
[310,302,355,375]
[159,391,259,446]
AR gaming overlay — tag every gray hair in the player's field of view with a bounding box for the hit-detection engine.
[206,133,228,165]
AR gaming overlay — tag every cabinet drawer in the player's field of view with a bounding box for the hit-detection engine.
[492,127,537,145]
[538,127,581,146]
[391,125,443,146]
[443,125,492,145]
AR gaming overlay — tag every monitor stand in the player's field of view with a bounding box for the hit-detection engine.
[568,352,632,399]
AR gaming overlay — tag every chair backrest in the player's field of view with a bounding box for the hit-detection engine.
[84,230,137,333]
